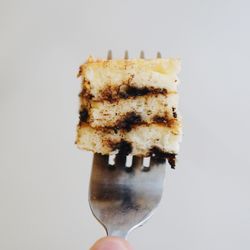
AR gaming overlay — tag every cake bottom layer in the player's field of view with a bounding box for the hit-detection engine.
[76,123,181,157]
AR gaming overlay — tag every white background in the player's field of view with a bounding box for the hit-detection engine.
[0,0,250,249]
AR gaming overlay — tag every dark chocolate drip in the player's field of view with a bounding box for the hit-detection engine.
[172,107,177,118]
[153,116,168,124]
[120,86,150,97]
[167,155,176,169]
[114,140,132,155]
[79,109,88,122]
[79,89,93,99]
[119,86,167,99]
[114,112,142,131]
[81,85,167,102]
[150,147,176,168]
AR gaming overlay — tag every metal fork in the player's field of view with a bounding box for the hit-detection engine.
[89,51,167,239]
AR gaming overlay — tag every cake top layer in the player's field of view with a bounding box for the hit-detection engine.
[78,56,181,101]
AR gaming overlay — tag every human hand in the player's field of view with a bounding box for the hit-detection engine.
[90,236,133,250]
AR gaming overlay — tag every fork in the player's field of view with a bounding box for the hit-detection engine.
[89,50,167,239]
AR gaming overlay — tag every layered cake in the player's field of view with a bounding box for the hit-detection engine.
[76,56,182,167]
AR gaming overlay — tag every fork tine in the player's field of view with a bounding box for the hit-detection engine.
[140,50,145,59]
[156,51,162,58]
[107,50,112,60]
[124,50,129,59]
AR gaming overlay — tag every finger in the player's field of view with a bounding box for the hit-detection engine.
[90,236,133,250]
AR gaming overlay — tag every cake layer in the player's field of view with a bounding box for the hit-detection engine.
[80,94,179,128]
[76,123,182,158]
[78,57,180,101]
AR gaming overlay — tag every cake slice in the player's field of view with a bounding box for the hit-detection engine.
[76,56,182,167]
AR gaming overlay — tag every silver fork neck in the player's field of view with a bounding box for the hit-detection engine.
[107,228,129,239]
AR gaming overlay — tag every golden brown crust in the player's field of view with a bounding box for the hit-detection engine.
[78,56,181,73]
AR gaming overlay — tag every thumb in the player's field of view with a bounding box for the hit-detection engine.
[90,236,133,250]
